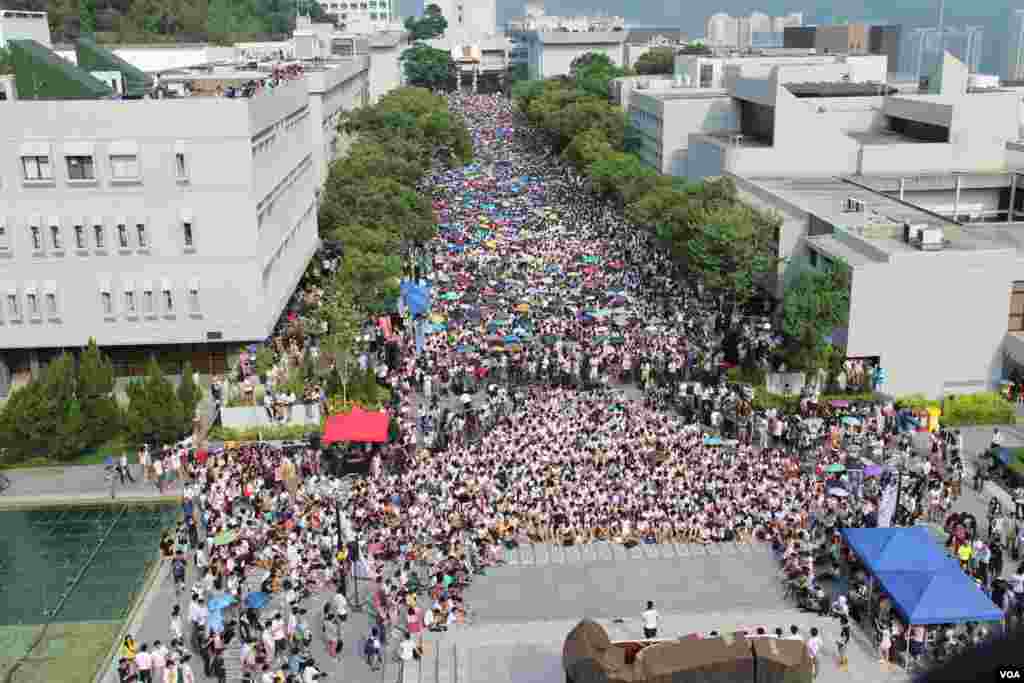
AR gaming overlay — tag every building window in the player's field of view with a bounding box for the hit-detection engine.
[143,289,154,316]
[109,154,139,180]
[175,152,187,179]
[26,293,39,319]
[45,292,57,317]
[163,288,174,313]
[0,225,7,250]
[6,294,19,319]
[21,155,52,181]
[74,225,85,249]
[66,155,95,180]
[125,290,136,315]
[808,247,818,268]
[30,226,41,251]
[136,224,147,248]
[101,291,113,316]
[188,285,200,314]
[183,222,194,248]
[94,225,105,249]
[117,224,129,249]
[50,225,61,250]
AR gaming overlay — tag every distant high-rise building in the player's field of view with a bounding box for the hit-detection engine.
[783,23,869,55]
[704,12,802,49]
[1008,9,1024,81]
[433,0,497,40]
[869,25,901,72]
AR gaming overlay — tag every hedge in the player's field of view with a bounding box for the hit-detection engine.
[940,392,1015,427]
[895,393,941,411]
[208,424,316,442]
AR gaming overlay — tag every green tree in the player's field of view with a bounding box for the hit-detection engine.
[570,51,627,98]
[562,128,614,170]
[206,0,233,44]
[781,265,852,372]
[0,381,52,464]
[404,4,447,41]
[79,0,98,36]
[77,337,120,447]
[684,203,782,305]
[338,247,403,309]
[586,151,658,204]
[177,362,201,432]
[319,281,363,402]
[634,46,675,75]
[400,43,454,91]
[0,46,12,76]
[124,359,185,447]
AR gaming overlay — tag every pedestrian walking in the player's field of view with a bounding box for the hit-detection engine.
[641,600,659,639]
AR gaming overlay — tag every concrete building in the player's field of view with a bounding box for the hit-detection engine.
[624,29,687,69]
[0,9,51,49]
[1006,9,1024,82]
[0,27,398,393]
[432,0,498,42]
[705,12,803,50]
[673,51,887,91]
[783,23,868,54]
[524,30,626,80]
[673,54,1024,398]
[869,25,901,76]
[318,0,396,34]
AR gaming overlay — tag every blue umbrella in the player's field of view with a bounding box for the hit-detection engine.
[207,593,236,611]
[703,436,723,446]
[105,456,114,466]
[244,592,271,609]
[207,608,225,634]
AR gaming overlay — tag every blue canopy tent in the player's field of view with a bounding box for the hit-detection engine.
[400,281,432,317]
[840,527,999,627]
[873,569,1003,625]
[840,526,960,574]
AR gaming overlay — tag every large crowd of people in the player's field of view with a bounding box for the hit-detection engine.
[116,93,1024,683]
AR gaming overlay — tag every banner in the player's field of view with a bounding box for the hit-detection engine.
[877,468,899,528]
[415,318,425,355]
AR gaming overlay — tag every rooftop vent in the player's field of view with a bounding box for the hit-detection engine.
[843,197,865,213]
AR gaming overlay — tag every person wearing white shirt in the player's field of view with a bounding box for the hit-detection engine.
[641,600,659,638]
[135,645,153,683]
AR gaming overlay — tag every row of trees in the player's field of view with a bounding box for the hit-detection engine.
[512,53,783,308]
[403,3,447,42]
[315,86,472,400]
[0,340,201,464]
[513,54,850,373]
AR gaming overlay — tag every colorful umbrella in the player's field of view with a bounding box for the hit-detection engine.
[207,593,237,611]
[825,463,846,473]
[828,488,850,497]
[244,592,271,609]
[212,529,239,546]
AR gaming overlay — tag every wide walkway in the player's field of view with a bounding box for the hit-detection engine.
[0,463,181,508]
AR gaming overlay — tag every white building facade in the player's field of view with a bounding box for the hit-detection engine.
[704,12,803,50]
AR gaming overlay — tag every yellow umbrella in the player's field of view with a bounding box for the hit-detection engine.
[515,303,529,312]
[430,313,445,324]
[485,240,498,249]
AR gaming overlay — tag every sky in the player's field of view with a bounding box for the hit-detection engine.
[404,0,1014,74]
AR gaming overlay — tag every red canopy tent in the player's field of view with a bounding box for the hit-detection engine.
[322,407,389,444]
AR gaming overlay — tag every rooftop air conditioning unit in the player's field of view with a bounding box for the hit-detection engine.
[903,222,928,243]
[844,197,865,212]
[918,226,945,250]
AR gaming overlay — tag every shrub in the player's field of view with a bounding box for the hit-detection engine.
[208,424,314,442]
[895,393,941,411]
[941,392,1015,427]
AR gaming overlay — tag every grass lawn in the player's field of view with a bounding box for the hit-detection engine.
[0,621,121,683]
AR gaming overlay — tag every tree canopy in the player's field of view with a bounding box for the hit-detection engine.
[400,42,454,91]
[633,47,676,75]
[781,264,851,370]
[404,3,447,41]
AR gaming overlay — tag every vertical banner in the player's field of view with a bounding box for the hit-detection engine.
[877,468,899,528]
[415,318,425,355]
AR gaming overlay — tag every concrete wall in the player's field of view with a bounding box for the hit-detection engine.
[845,248,1018,397]
[685,138,726,180]
[368,40,403,102]
[0,11,51,49]
[306,58,370,185]
[530,34,626,78]
[658,95,738,177]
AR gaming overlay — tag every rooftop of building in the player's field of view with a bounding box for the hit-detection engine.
[744,176,993,259]
[640,88,730,101]
[854,172,1016,192]
[784,81,897,98]
[625,28,687,44]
